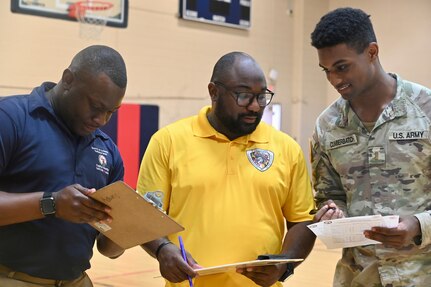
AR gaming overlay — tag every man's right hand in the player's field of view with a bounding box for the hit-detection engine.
[54,184,112,224]
[157,242,199,283]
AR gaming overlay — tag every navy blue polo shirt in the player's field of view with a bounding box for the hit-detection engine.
[0,83,124,280]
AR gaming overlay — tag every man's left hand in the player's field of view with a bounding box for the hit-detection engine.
[364,215,421,248]
[237,264,285,287]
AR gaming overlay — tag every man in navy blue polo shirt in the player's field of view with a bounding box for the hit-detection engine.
[0,45,127,286]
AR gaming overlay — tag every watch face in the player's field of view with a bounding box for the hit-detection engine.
[41,197,56,215]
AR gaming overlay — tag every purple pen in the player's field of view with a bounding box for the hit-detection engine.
[178,236,193,287]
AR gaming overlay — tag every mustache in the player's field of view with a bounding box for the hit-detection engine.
[239,112,260,117]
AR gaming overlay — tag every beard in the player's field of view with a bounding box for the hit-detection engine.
[214,100,263,138]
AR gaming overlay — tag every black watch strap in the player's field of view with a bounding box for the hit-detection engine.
[257,254,295,282]
[278,263,294,282]
[40,191,56,217]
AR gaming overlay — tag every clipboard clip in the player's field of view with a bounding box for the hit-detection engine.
[257,254,290,260]
[143,191,165,212]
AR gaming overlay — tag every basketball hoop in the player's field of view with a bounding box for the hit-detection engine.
[68,1,114,40]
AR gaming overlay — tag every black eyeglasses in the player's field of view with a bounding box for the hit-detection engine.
[213,81,274,107]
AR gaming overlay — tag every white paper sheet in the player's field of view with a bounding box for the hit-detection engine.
[307,215,399,249]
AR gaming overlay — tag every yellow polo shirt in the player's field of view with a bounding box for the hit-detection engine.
[137,106,314,287]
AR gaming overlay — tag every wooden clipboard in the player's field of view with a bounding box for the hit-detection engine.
[88,181,184,249]
[194,259,303,276]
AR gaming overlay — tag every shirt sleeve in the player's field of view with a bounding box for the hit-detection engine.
[0,106,19,174]
[283,141,315,222]
[136,128,172,211]
[109,144,124,183]
[311,128,348,213]
[414,211,431,248]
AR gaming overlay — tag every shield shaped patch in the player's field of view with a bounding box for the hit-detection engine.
[246,148,274,172]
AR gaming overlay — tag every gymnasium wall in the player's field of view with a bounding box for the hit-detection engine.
[1,0,430,172]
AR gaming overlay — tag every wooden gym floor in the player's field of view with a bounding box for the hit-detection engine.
[88,240,340,287]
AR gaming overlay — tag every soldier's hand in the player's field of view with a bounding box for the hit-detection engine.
[364,215,421,248]
[313,200,344,222]
[54,184,112,223]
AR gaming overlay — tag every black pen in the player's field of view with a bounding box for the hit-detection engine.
[309,206,336,215]
[309,209,318,215]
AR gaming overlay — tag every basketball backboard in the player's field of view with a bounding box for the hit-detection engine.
[11,0,128,28]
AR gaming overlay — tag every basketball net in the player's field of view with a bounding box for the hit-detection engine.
[69,1,113,40]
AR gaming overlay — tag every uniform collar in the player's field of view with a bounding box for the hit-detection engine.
[192,106,269,144]
[381,73,408,121]
[28,82,56,115]
[335,73,408,128]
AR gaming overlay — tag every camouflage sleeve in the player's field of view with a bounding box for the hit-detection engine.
[311,129,347,213]
[414,211,431,248]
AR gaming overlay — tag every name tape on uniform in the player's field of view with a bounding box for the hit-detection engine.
[329,134,358,149]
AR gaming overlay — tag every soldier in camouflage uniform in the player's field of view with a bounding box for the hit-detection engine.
[309,7,431,287]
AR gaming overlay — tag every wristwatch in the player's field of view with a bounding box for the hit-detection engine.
[257,254,295,282]
[40,192,56,217]
[278,263,294,282]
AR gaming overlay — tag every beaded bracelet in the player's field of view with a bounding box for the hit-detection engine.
[155,241,173,259]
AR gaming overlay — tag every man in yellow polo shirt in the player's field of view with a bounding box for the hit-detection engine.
[137,51,316,287]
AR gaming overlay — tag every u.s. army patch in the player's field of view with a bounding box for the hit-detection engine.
[388,130,429,140]
[246,148,274,172]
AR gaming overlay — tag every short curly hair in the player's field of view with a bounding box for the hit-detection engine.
[311,7,377,53]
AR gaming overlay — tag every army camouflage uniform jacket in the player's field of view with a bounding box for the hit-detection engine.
[311,74,431,287]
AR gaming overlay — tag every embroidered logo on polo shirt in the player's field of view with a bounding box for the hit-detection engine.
[92,147,110,175]
[98,155,107,166]
[246,148,274,172]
